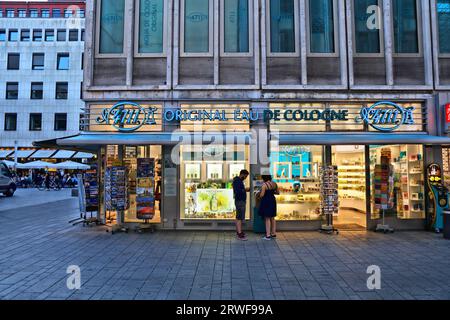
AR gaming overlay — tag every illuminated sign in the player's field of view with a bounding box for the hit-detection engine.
[97,101,416,132]
[356,101,415,132]
[96,101,157,132]
[446,104,450,124]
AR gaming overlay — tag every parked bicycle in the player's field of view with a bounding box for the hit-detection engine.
[37,176,62,191]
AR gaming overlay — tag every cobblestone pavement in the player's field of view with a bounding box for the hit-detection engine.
[0,192,449,300]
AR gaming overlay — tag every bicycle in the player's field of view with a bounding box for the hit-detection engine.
[37,179,62,191]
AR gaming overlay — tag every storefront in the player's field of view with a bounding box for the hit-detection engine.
[35,100,450,231]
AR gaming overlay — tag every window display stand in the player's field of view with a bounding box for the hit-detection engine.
[104,166,129,235]
[374,151,395,234]
[319,166,339,235]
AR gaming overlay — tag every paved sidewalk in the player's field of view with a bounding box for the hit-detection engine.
[0,188,73,212]
[0,192,449,300]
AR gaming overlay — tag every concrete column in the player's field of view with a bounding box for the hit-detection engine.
[383,0,394,86]
[125,0,134,86]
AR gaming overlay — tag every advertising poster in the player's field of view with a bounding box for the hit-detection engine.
[136,159,155,220]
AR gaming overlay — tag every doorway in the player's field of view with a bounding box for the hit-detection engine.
[332,145,367,230]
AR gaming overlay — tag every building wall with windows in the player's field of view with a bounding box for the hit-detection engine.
[0,4,85,148]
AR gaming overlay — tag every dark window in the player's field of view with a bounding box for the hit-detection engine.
[54,113,67,131]
[9,30,19,41]
[6,9,15,18]
[41,9,50,18]
[81,29,85,41]
[438,0,450,54]
[31,82,43,99]
[52,9,61,18]
[45,29,54,41]
[18,9,27,18]
[6,83,19,100]
[80,82,83,99]
[393,0,419,54]
[57,29,66,41]
[0,30,5,41]
[29,114,42,131]
[33,29,42,41]
[354,0,381,54]
[69,29,78,41]
[4,113,17,131]
[32,53,45,70]
[81,53,84,70]
[0,10,3,18]
[21,29,30,41]
[57,53,70,70]
[56,82,68,99]
[7,53,20,70]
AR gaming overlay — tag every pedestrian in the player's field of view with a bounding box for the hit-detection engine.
[232,169,250,241]
[258,175,278,240]
[45,173,50,191]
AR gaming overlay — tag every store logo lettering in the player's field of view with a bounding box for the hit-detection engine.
[187,12,208,22]
[356,101,415,132]
[96,102,157,132]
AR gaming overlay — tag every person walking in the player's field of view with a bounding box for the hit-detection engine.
[232,169,250,241]
[258,175,278,240]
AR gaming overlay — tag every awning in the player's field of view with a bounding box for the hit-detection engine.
[0,150,13,159]
[8,149,36,159]
[54,161,90,170]
[51,132,253,148]
[52,150,76,159]
[272,133,450,145]
[72,152,95,159]
[29,149,57,159]
[20,160,57,169]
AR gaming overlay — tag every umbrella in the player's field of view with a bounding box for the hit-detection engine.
[20,160,57,169]
[55,161,90,170]
[2,160,18,168]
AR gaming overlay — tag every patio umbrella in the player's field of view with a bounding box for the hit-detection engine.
[55,161,90,170]
[20,160,57,169]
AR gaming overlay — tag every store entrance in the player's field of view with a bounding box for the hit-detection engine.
[332,145,367,230]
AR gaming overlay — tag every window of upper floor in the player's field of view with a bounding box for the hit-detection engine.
[97,0,126,56]
[437,0,450,56]
[42,9,50,18]
[18,9,27,18]
[30,9,39,18]
[52,9,61,18]
[6,9,14,18]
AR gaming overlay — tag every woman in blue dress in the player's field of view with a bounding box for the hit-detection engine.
[258,175,279,240]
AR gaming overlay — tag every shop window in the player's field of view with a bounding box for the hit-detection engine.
[269,103,327,132]
[182,0,212,55]
[353,0,382,55]
[268,0,297,54]
[181,145,250,220]
[393,0,419,54]
[370,145,425,220]
[30,82,43,99]
[179,104,250,131]
[123,146,162,223]
[222,0,250,54]
[21,29,30,41]
[98,0,125,54]
[137,0,165,55]
[270,145,323,221]
[438,0,450,54]
[308,0,336,54]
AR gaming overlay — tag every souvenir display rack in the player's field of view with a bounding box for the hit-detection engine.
[319,165,339,234]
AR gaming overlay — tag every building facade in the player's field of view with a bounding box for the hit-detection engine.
[0,1,86,161]
[45,0,450,232]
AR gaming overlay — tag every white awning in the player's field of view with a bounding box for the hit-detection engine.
[20,160,57,169]
[29,149,57,159]
[8,150,36,159]
[0,150,13,159]
[72,152,96,159]
[52,150,76,159]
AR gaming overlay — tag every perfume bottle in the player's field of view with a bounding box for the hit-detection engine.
[211,194,218,212]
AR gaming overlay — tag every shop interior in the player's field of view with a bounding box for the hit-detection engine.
[332,145,367,229]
